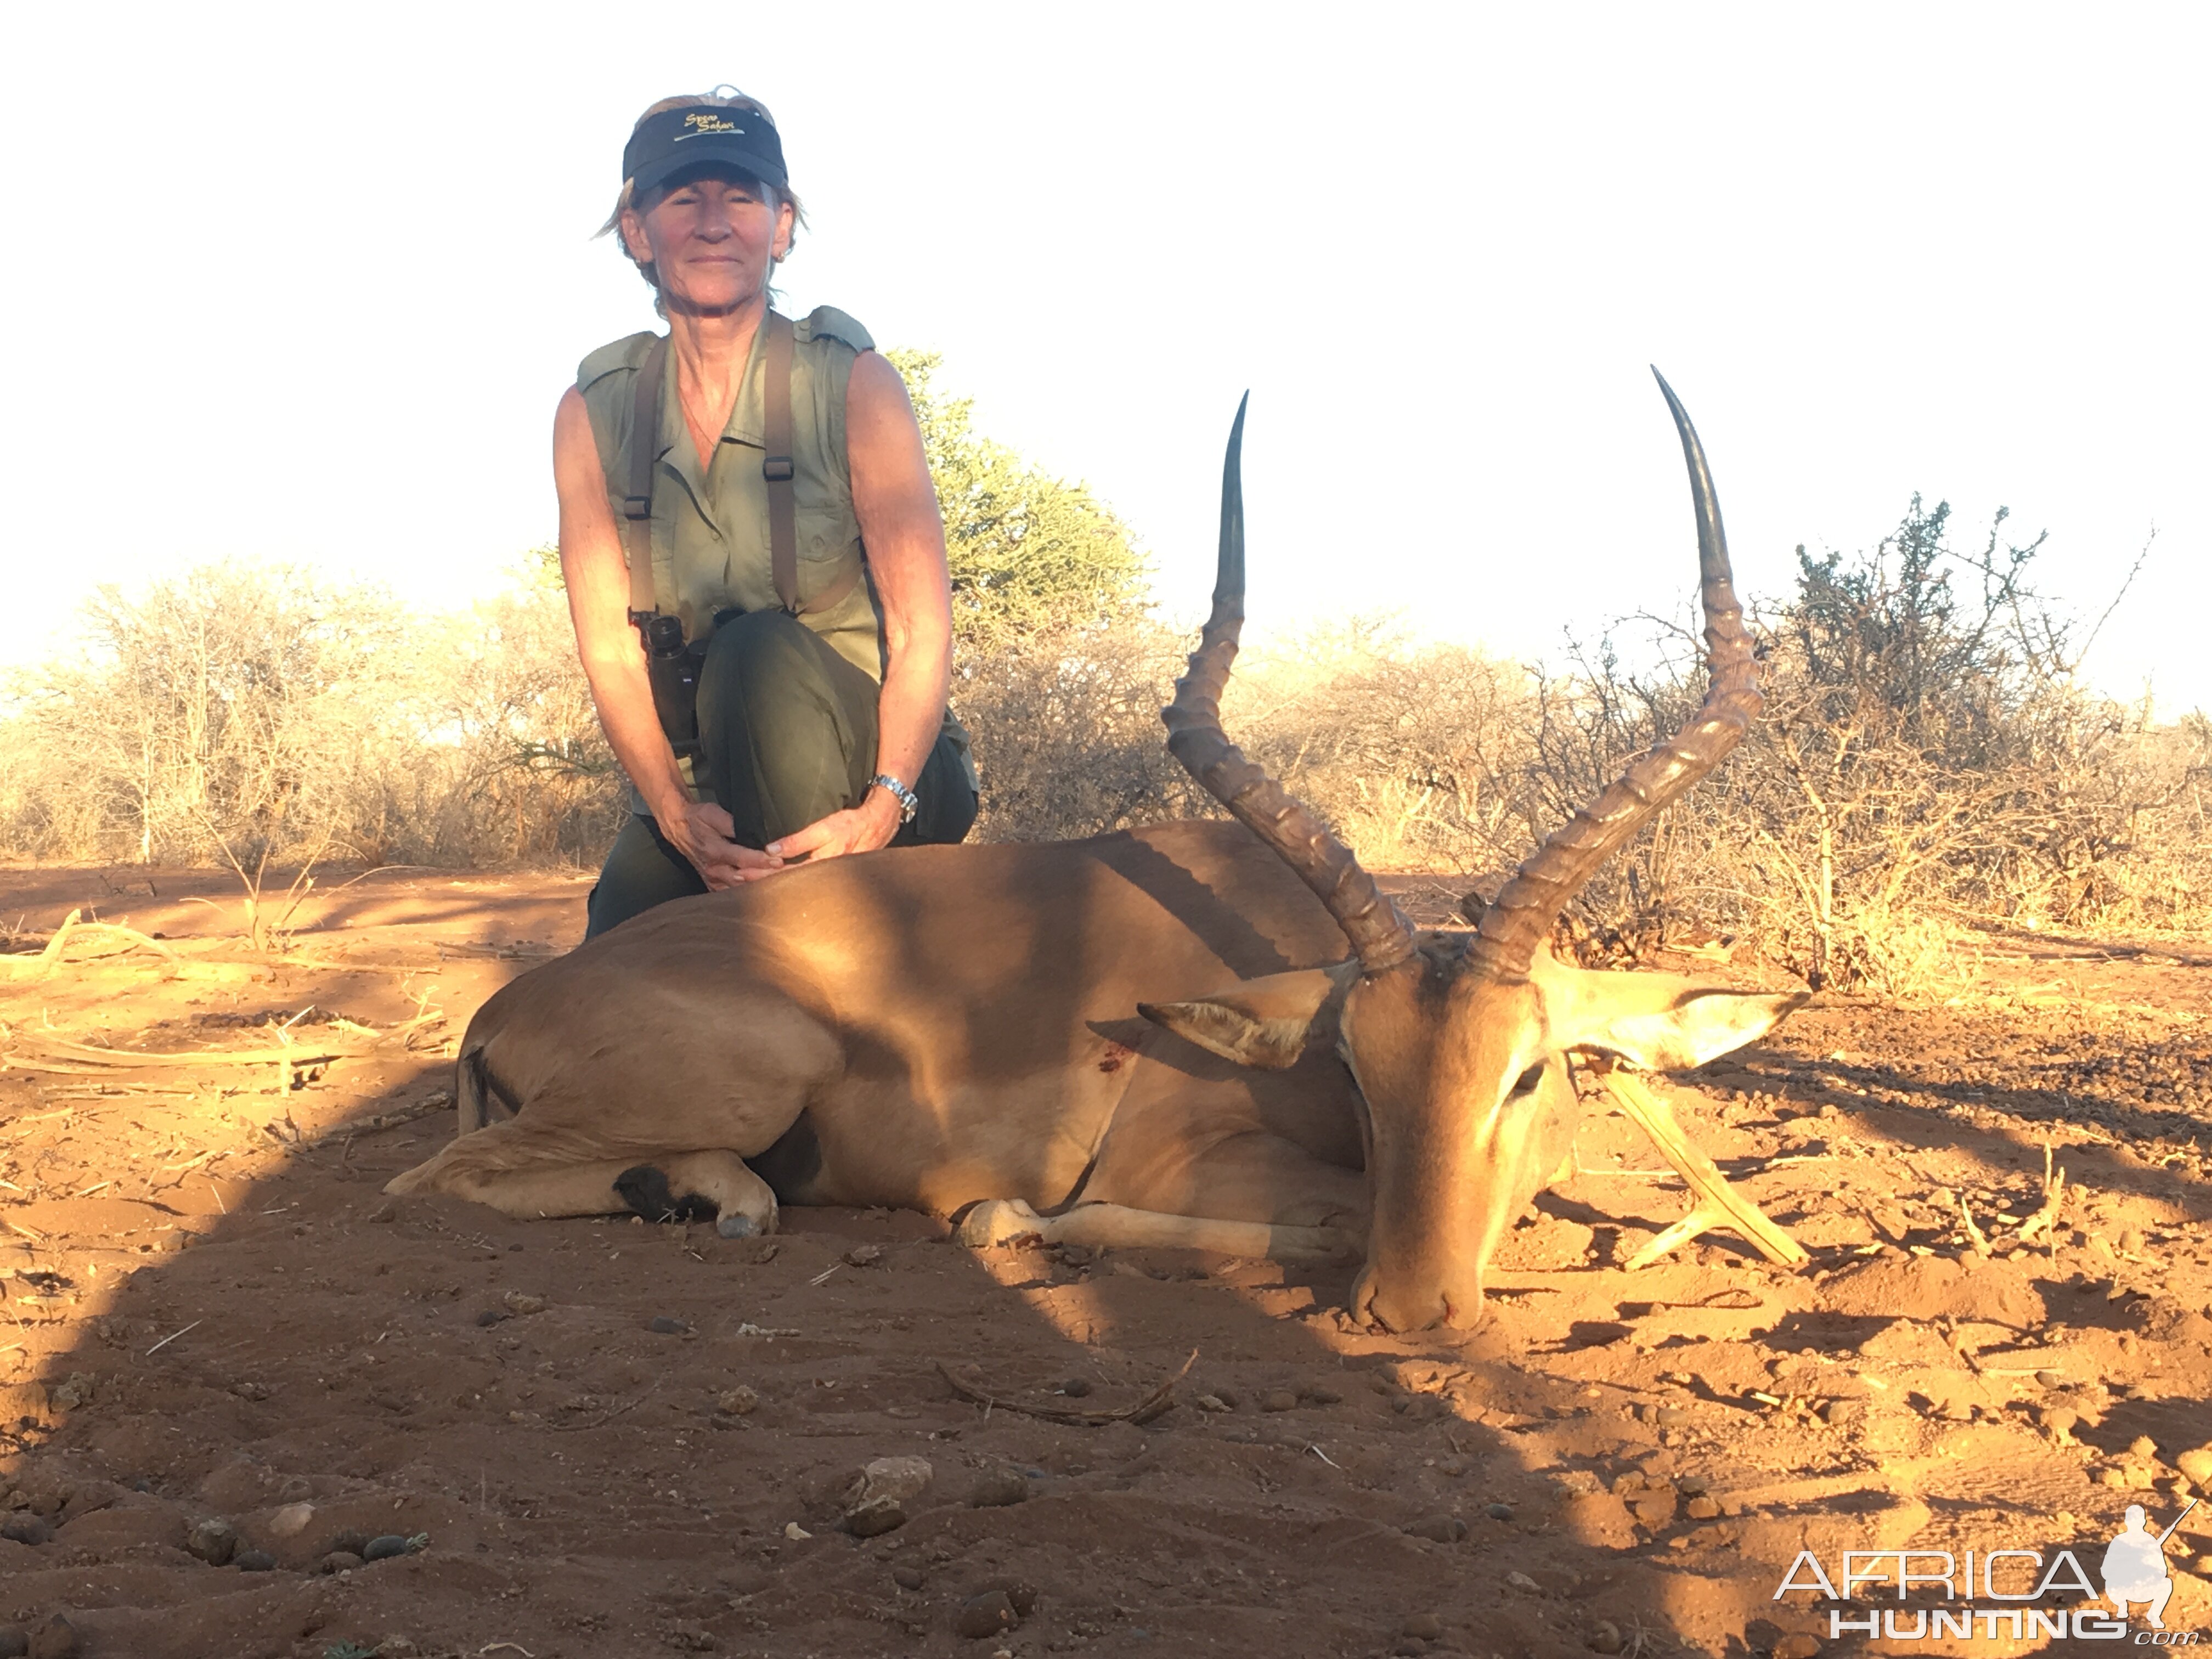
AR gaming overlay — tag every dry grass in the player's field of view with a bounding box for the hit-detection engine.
[7,496,2205,1001]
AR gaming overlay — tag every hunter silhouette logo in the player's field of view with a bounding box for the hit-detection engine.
[2104,1500,2195,1630]
[1773,1499,2202,1641]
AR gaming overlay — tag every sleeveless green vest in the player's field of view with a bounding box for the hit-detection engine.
[577,307,974,808]
[577,306,884,680]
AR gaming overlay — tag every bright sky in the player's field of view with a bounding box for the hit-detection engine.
[5,3,2207,708]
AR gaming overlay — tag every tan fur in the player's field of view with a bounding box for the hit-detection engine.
[390,825,1801,1329]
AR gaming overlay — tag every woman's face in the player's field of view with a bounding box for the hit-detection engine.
[621,167,794,317]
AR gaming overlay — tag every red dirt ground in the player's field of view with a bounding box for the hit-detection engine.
[1,862,2208,1658]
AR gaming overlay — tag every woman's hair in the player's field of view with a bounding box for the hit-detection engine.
[599,88,809,309]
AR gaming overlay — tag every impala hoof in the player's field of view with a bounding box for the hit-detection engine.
[954,1199,1045,1249]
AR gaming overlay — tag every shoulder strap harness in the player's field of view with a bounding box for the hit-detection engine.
[622,313,862,630]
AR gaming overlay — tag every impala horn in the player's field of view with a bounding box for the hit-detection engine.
[1163,396,1419,974]
[1464,369,1761,982]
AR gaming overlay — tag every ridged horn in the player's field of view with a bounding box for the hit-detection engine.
[1465,369,1761,981]
[1164,396,1418,974]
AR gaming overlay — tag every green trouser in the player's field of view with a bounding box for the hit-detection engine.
[585,610,977,939]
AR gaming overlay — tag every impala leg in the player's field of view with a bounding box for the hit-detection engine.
[388,1148,778,1237]
[619,1151,780,1238]
[1593,1066,1808,1269]
[954,1199,1358,1263]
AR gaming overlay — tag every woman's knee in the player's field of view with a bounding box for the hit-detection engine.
[586,815,705,938]
[701,610,821,701]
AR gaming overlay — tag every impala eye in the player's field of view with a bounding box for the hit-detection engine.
[1509,1063,1545,1098]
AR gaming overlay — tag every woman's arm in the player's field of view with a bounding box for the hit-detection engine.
[766,350,953,866]
[552,386,778,888]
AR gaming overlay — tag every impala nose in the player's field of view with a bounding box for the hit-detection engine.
[1350,1268,1481,1334]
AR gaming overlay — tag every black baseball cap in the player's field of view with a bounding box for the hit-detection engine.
[623,103,788,197]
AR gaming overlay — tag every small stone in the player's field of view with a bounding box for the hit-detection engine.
[1059,1376,1093,1398]
[1484,1502,1514,1522]
[2177,1446,2212,1486]
[2098,1466,2129,1488]
[892,1564,926,1591]
[783,1521,813,1541]
[235,1548,276,1571]
[1302,1385,1344,1405]
[1685,1496,1722,1520]
[1505,1570,1540,1591]
[973,1579,1039,1618]
[1402,1613,1444,1640]
[1588,1620,1624,1655]
[0,1628,24,1659]
[0,1513,53,1547]
[500,1291,545,1316]
[1773,1636,1821,1659]
[716,1385,760,1416]
[2130,1434,2159,1459]
[361,1533,412,1561]
[842,1244,885,1267]
[1261,1390,1299,1413]
[320,1550,364,1573]
[2043,1407,2079,1443]
[1193,1393,1231,1414]
[2035,1368,2063,1387]
[845,1498,907,1538]
[955,1590,1019,1639]
[1404,1514,1468,1543]
[848,1456,933,1509]
[267,1500,315,1539]
[1821,1398,1866,1427]
[25,1617,78,1659]
[475,1306,508,1328]
[186,1516,239,1565]
[967,1468,1029,1509]
[648,1316,690,1335]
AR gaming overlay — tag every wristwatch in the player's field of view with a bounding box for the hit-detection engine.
[870,773,919,824]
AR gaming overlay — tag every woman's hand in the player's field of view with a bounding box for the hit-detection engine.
[663,801,786,889]
[764,789,903,870]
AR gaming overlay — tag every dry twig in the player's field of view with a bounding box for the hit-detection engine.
[2012,1139,2070,1246]
[938,1349,1196,1426]
[0,909,178,979]
[295,1092,453,1154]
[2,1029,359,1073]
[550,1375,664,1434]
[1960,1196,1993,1259]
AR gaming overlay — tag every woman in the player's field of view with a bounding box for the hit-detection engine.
[555,89,975,938]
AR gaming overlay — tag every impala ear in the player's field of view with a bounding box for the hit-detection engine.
[1583,988,1811,1071]
[1537,956,1809,1071]
[1138,966,1350,1070]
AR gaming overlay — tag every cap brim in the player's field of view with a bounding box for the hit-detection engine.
[633,143,788,198]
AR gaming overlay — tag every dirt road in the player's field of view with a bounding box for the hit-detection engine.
[2,864,2208,1657]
